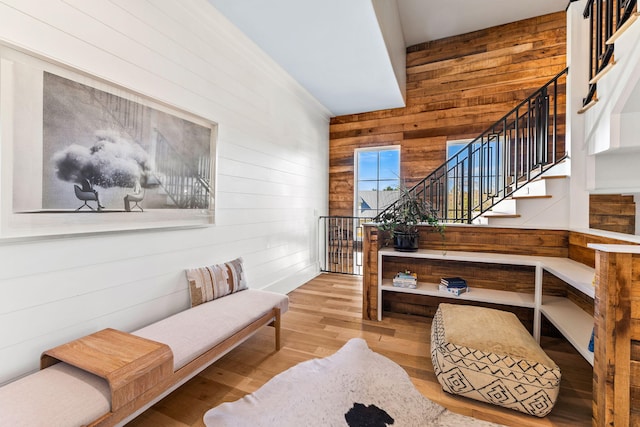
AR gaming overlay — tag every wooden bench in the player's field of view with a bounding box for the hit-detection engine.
[0,288,288,427]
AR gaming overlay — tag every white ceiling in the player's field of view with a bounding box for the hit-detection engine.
[207,0,569,116]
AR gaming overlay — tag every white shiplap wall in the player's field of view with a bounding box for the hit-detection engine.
[0,0,329,385]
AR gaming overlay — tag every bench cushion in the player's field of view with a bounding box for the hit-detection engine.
[133,289,288,370]
[0,362,110,427]
[431,303,561,417]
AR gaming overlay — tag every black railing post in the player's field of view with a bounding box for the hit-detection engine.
[606,0,614,40]
[503,120,509,199]
[466,144,473,223]
[538,87,549,166]
[596,0,602,75]
[552,79,558,163]
[526,98,532,181]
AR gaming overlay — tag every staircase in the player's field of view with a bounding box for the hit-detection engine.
[376,68,569,226]
[473,160,570,227]
[376,1,640,227]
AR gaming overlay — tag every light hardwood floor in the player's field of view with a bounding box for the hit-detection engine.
[128,273,593,427]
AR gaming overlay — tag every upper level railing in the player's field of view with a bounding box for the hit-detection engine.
[582,0,638,107]
[375,68,568,225]
[319,216,373,275]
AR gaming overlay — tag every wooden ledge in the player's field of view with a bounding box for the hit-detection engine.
[511,194,553,200]
[578,97,599,114]
[539,174,568,180]
[41,328,173,412]
[481,212,521,218]
[589,59,616,85]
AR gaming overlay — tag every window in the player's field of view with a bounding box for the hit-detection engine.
[447,139,472,159]
[354,146,400,218]
[446,137,504,219]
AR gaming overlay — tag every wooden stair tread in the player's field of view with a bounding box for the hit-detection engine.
[606,12,640,45]
[538,174,568,180]
[578,97,599,114]
[482,212,521,218]
[589,58,616,85]
[511,194,553,200]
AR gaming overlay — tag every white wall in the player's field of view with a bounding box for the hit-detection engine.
[372,0,406,103]
[566,0,591,230]
[0,0,329,385]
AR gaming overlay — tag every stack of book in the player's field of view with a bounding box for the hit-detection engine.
[393,271,417,288]
[439,277,468,296]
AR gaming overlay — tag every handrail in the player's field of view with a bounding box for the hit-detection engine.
[375,67,568,225]
[582,0,638,106]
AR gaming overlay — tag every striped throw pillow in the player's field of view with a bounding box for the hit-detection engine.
[186,257,248,307]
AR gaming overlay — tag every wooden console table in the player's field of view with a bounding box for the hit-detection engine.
[41,328,173,412]
[377,248,596,365]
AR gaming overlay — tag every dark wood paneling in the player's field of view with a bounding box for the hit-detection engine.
[329,12,567,216]
[383,258,536,293]
[433,226,568,256]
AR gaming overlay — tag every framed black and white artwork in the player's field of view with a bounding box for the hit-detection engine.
[0,45,217,238]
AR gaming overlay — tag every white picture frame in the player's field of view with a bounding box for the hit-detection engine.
[0,45,217,239]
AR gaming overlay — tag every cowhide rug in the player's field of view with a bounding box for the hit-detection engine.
[203,338,504,427]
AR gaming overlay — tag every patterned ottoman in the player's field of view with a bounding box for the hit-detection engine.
[431,303,561,417]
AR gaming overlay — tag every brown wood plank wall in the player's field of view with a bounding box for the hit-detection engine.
[362,225,382,320]
[329,12,567,216]
[592,250,640,426]
[589,194,636,235]
[568,231,636,268]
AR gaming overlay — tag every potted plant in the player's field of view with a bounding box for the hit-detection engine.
[377,186,445,252]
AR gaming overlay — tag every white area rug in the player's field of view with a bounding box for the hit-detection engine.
[203,338,504,427]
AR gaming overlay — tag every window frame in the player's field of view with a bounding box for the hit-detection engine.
[353,145,401,219]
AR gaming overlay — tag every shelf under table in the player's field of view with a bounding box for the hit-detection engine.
[378,247,597,365]
[540,257,595,298]
[540,296,594,366]
[379,248,540,266]
[381,280,536,309]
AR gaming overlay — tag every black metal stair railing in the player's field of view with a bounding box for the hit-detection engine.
[582,0,638,107]
[376,67,569,225]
